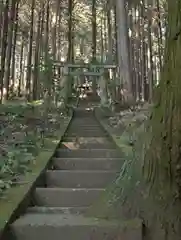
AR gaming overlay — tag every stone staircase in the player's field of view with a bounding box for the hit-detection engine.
[9,106,142,240]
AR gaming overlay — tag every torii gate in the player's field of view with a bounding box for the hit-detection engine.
[53,61,118,105]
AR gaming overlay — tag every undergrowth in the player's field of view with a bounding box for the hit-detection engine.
[89,106,181,240]
[0,100,70,198]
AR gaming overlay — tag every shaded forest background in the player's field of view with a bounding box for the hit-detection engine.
[0,0,166,103]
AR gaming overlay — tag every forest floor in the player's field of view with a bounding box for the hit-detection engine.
[87,102,181,240]
[86,103,169,238]
[96,102,151,157]
[0,99,72,233]
[88,102,151,217]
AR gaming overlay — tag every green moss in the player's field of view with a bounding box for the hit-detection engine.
[94,107,181,240]
[0,116,72,233]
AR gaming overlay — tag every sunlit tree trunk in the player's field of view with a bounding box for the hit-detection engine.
[147,6,154,102]
[44,0,52,99]
[107,6,113,63]
[156,0,163,73]
[52,0,60,61]
[140,0,147,101]
[92,0,96,62]
[100,15,104,62]
[11,1,19,91]
[57,15,61,61]
[63,0,74,103]
[115,0,133,103]
[91,0,97,95]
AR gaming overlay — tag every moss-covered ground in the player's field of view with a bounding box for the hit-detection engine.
[86,105,181,240]
[0,101,72,234]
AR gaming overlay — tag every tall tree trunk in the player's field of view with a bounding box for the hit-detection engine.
[128,5,136,100]
[11,1,19,91]
[140,0,147,101]
[39,3,45,59]
[143,3,181,237]
[67,0,73,62]
[4,0,17,100]
[18,35,24,96]
[156,0,163,73]
[147,11,154,102]
[65,0,74,102]
[92,0,97,95]
[0,0,9,102]
[26,0,35,100]
[100,15,104,62]
[92,0,96,61]
[107,5,113,63]
[115,0,133,103]
[44,0,51,97]
[32,8,42,100]
[57,13,62,61]
[0,1,5,53]
[52,0,60,61]
[114,5,118,64]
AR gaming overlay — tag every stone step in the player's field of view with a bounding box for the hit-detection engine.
[70,119,98,126]
[34,188,105,207]
[27,206,88,215]
[11,213,142,240]
[60,141,116,149]
[68,124,100,128]
[66,127,105,132]
[46,170,118,188]
[67,124,100,128]
[52,157,123,170]
[70,118,98,121]
[73,114,96,117]
[73,109,94,113]
[73,111,94,117]
[64,131,108,137]
[67,125,104,130]
[55,149,120,158]
[62,136,113,144]
[68,124,101,129]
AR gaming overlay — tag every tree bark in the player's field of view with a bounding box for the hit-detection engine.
[26,0,36,100]
[144,0,181,202]
[115,0,133,103]
[11,1,19,91]
[33,8,42,100]
[0,0,9,101]
[92,0,96,61]
[4,0,17,100]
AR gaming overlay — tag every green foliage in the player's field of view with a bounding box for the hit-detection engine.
[0,100,67,198]
[0,145,35,195]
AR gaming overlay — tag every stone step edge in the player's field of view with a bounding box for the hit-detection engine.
[27,206,89,214]
[46,170,118,173]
